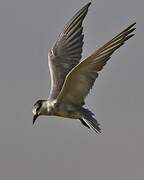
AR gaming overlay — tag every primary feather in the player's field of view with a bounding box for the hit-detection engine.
[57,23,136,106]
[48,2,91,100]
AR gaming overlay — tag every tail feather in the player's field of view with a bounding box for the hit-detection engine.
[79,118,90,129]
[80,108,101,133]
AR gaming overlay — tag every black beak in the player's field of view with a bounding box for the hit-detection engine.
[33,114,38,125]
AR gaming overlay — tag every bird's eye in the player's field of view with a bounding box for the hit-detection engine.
[36,105,41,112]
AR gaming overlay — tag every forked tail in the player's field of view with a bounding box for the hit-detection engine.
[79,108,101,133]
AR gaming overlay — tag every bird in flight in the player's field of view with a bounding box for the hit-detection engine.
[32,2,136,133]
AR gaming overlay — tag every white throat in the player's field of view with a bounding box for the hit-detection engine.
[42,99,57,115]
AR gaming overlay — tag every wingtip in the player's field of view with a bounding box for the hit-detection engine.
[129,22,136,29]
[85,2,92,8]
[125,34,135,41]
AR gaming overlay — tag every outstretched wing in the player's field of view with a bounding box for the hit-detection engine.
[48,2,91,99]
[57,23,136,106]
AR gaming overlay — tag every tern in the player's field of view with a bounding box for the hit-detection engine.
[32,2,136,133]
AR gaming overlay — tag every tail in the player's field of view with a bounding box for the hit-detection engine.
[79,108,101,133]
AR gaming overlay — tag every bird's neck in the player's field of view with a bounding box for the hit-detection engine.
[43,100,57,115]
[39,100,49,115]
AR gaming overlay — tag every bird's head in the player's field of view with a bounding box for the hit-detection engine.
[32,100,46,125]
[32,99,55,124]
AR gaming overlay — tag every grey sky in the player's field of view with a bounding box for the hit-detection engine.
[0,0,144,179]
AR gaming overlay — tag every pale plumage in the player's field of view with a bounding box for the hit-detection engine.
[32,2,136,133]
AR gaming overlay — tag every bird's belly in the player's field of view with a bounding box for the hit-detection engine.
[55,104,80,119]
